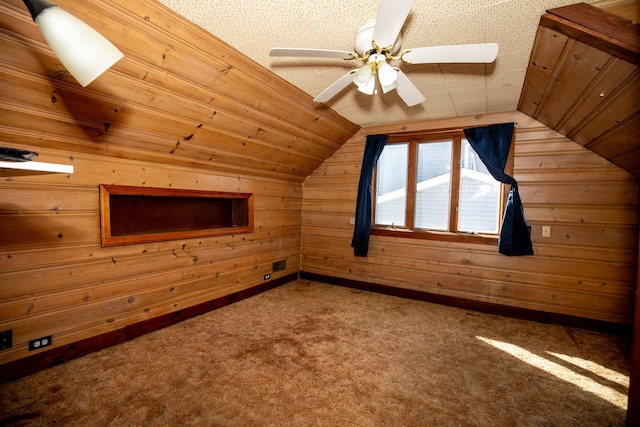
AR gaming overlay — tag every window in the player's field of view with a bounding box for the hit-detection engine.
[372,130,512,244]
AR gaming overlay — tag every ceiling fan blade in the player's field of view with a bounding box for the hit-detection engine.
[270,48,354,59]
[372,0,414,48]
[314,72,355,103]
[402,43,499,64]
[395,70,425,107]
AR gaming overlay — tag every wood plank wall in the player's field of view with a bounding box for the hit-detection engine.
[0,0,358,367]
[0,150,302,366]
[301,112,639,325]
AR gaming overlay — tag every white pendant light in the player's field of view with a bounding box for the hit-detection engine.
[352,54,400,97]
[353,63,376,95]
[377,60,398,93]
[23,0,124,87]
[357,74,376,95]
[352,63,373,88]
[380,80,398,94]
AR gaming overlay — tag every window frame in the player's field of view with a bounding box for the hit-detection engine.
[371,129,514,245]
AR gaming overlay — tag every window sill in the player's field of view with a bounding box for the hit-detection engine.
[371,227,498,245]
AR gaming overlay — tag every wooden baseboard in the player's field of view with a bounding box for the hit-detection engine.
[0,273,298,384]
[300,271,631,337]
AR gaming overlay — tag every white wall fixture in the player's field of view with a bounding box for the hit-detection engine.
[22,0,124,86]
[0,160,73,175]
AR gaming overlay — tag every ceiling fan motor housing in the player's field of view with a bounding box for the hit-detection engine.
[355,21,402,56]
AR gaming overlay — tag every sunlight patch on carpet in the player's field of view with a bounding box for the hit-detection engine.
[546,351,630,389]
[476,336,628,409]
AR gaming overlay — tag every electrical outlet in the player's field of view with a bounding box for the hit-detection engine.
[541,226,551,237]
[29,335,52,351]
[263,273,271,280]
[0,330,12,350]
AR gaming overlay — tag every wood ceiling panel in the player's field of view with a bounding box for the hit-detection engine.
[557,57,637,136]
[519,3,640,178]
[612,149,640,177]
[516,26,568,119]
[570,70,640,146]
[535,39,612,128]
[587,112,640,160]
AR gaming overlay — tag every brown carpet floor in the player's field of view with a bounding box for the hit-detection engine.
[0,280,631,426]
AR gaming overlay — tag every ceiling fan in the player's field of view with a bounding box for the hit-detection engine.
[269,0,498,107]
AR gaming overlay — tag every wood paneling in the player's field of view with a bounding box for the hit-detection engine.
[518,3,640,178]
[0,0,359,182]
[0,0,354,367]
[301,112,639,325]
[0,152,302,366]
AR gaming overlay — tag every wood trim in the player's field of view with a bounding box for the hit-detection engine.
[386,129,468,143]
[370,227,498,245]
[0,273,298,384]
[99,185,254,247]
[300,272,631,336]
[362,112,529,137]
[449,136,462,232]
[406,141,418,229]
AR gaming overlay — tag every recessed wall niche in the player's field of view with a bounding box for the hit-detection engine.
[99,185,253,247]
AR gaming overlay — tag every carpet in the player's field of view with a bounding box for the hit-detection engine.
[0,280,631,426]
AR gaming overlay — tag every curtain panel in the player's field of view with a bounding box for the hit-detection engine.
[464,123,533,256]
[351,134,388,257]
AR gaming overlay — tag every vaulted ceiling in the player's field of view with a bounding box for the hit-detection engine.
[159,0,639,177]
[1,0,637,182]
[158,0,605,127]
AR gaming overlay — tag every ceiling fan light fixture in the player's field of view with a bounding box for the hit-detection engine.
[352,64,373,87]
[269,0,498,106]
[377,60,398,87]
[23,0,124,87]
[357,76,376,95]
[381,80,398,94]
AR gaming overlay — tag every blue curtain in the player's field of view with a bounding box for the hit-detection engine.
[351,134,388,257]
[463,123,533,256]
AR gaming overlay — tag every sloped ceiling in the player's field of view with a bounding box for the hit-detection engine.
[0,0,359,182]
[156,0,640,178]
[157,0,602,127]
[2,1,637,181]
[519,3,640,177]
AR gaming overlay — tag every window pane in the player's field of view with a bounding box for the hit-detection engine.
[415,141,452,231]
[458,139,501,234]
[375,144,408,227]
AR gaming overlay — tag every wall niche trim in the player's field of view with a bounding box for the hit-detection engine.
[99,185,253,247]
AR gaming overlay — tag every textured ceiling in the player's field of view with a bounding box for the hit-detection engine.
[156,0,605,127]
